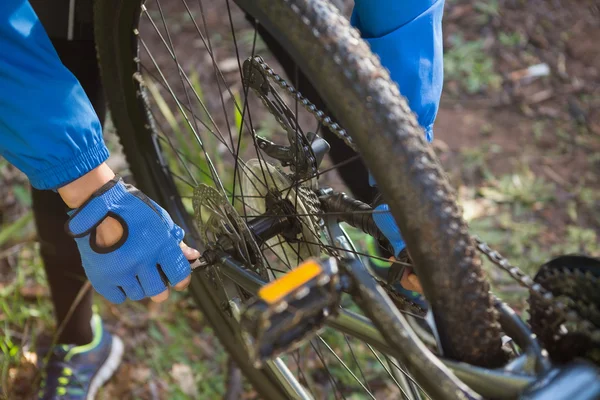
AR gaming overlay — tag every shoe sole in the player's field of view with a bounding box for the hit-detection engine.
[87,335,124,400]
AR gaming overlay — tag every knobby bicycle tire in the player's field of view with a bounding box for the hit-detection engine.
[94,0,506,396]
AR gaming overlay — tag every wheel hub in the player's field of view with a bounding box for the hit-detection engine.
[240,159,322,270]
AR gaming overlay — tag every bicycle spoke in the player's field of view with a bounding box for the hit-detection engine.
[138,41,275,197]
[366,345,405,392]
[311,340,346,400]
[139,36,227,195]
[387,358,429,398]
[195,0,235,147]
[154,0,227,160]
[280,154,362,193]
[316,335,375,399]
[135,2,417,397]
[144,66,275,196]
[342,334,372,393]
[151,111,198,185]
[290,351,317,397]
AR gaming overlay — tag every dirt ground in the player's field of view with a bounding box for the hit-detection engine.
[1,0,599,398]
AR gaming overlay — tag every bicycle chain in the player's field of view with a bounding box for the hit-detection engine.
[474,237,600,343]
[249,57,431,317]
[248,56,599,345]
[249,56,358,152]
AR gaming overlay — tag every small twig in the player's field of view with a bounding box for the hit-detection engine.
[224,359,243,400]
[542,165,569,186]
[52,282,92,342]
[35,282,92,383]
[0,243,26,261]
[526,89,554,104]
[0,233,38,261]
[148,380,160,400]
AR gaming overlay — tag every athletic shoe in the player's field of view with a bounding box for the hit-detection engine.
[38,314,124,399]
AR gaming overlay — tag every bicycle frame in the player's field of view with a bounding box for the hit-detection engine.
[197,214,600,400]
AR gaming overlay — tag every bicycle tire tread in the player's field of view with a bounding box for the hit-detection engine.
[246,0,506,366]
[95,5,506,400]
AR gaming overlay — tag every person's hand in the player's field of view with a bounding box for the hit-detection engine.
[373,203,423,295]
[59,163,199,303]
[395,259,423,294]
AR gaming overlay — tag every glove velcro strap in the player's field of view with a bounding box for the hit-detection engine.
[372,203,406,258]
[65,176,128,238]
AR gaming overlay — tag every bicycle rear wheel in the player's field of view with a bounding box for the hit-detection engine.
[95,0,505,397]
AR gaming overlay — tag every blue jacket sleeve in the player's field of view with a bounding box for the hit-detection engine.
[351,0,444,142]
[0,0,108,190]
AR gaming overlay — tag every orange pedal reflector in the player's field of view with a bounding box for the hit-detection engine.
[258,259,323,305]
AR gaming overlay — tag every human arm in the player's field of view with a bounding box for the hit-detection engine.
[352,0,444,142]
[0,0,108,190]
[351,0,445,293]
[0,0,196,302]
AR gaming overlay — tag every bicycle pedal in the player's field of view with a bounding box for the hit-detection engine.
[241,258,342,366]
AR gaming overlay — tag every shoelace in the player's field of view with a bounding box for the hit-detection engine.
[39,360,87,398]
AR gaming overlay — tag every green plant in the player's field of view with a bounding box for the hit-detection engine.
[532,121,546,141]
[478,169,555,209]
[1,242,54,398]
[444,34,502,94]
[0,211,33,247]
[471,211,547,275]
[553,226,599,256]
[461,146,495,180]
[473,0,500,25]
[498,32,526,48]
[146,75,230,198]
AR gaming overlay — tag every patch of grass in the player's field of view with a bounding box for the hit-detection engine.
[552,226,598,256]
[0,212,33,248]
[145,73,232,204]
[478,169,555,210]
[1,243,54,398]
[471,212,548,275]
[532,121,546,142]
[237,30,267,54]
[578,186,599,210]
[144,316,227,398]
[445,34,502,94]
[91,292,229,399]
[255,112,281,140]
[460,146,495,181]
[473,0,499,24]
[498,32,527,48]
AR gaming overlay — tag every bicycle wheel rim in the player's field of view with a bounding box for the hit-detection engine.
[95,0,504,397]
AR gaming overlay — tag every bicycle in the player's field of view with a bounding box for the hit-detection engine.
[93,0,600,398]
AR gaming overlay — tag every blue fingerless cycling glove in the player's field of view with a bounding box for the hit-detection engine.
[372,203,406,257]
[65,177,190,303]
[368,174,406,257]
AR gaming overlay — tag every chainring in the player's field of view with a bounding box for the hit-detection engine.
[192,184,267,279]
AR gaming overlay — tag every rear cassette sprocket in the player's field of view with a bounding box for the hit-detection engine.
[529,255,600,364]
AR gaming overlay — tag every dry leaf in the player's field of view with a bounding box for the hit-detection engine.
[131,365,152,383]
[19,283,48,299]
[170,363,197,397]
